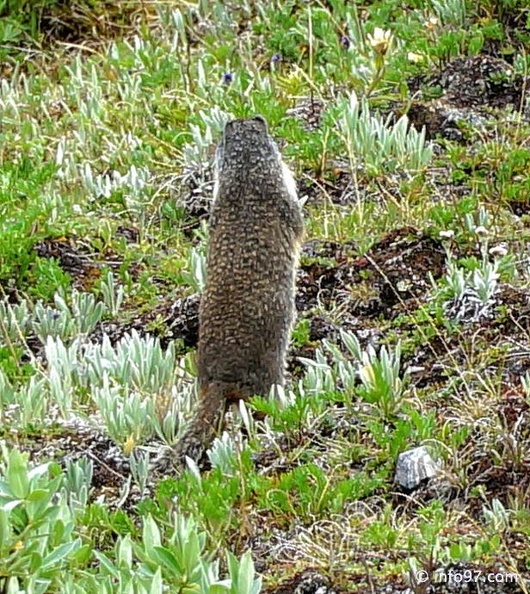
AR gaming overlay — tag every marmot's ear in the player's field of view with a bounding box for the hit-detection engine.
[252,115,268,130]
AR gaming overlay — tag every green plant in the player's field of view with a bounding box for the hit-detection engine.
[181,246,207,292]
[0,298,30,344]
[357,342,407,417]
[302,331,409,418]
[431,0,467,27]
[99,271,124,317]
[263,463,383,522]
[33,290,105,344]
[292,318,311,348]
[338,91,433,177]
[156,468,242,531]
[91,513,261,593]
[0,446,84,591]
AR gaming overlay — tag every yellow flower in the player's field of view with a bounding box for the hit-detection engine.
[367,27,392,55]
[123,434,135,456]
[426,16,439,31]
[407,52,424,64]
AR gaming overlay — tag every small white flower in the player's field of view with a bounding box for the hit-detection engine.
[367,27,392,55]
[439,230,455,239]
[488,244,508,258]
[426,16,439,30]
[474,225,488,236]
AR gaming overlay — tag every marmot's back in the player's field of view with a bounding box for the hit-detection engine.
[198,116,304,398]
[157,116,304,471]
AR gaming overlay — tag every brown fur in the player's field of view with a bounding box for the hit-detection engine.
[165,116,304,470]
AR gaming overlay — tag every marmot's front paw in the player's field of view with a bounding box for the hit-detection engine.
[149,437,208,478]
[149,446,184,477]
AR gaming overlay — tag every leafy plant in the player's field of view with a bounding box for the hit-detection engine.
[338,91,433,177]
[0,446,84,591]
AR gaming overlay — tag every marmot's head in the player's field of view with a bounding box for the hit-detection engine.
[214,116,297,204]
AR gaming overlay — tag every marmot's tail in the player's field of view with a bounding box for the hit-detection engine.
[170,381,242,467]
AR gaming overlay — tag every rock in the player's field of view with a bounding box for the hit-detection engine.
[395,446,439,489]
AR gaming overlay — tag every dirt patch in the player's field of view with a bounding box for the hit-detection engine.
[505,200,530,216]
[465,383,530,507]
[471,462,530,507]
[494,284,530,335]
[33,233,140,291]
[297,227,445,320]
[33,237,104,290]
[436,55,524,110]
[92,292,199,351]
[407,54,528,140]
[413,54,526,110]
[33,232,200,351]
[406,101,487,142]
[300,171,365,207]
[2,419,144,511]
[396,277,530,391]
[6,1,145,47]
[263,570,338,594]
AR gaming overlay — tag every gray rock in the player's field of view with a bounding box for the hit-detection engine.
[395,446,440,489]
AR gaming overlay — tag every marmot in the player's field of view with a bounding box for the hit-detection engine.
[163,115,304,470]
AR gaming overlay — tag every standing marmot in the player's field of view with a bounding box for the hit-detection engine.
[162,115,304,470]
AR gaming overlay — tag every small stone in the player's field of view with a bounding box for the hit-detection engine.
[395,446,439,489]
